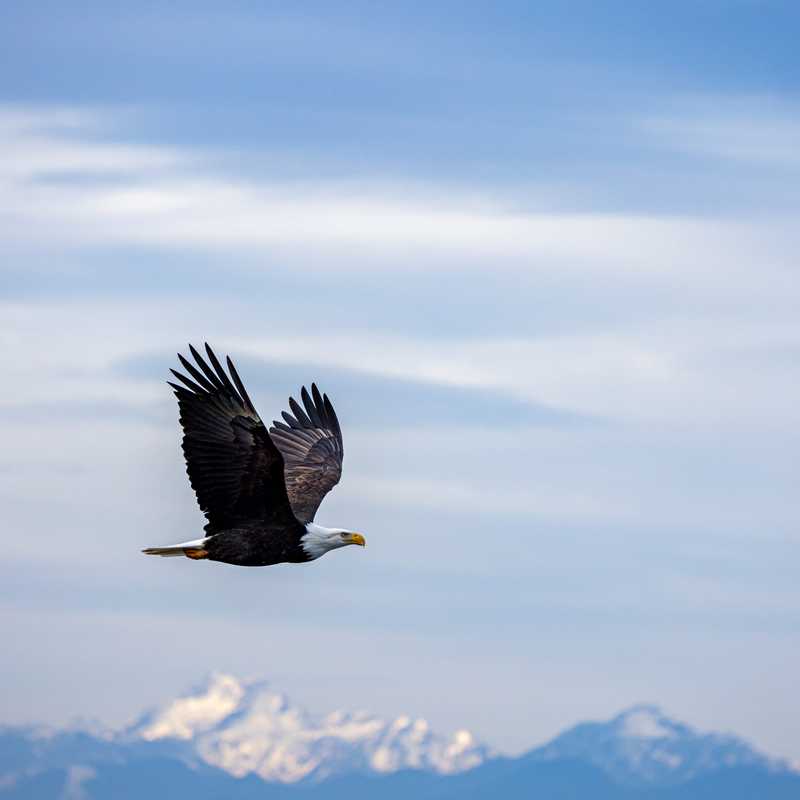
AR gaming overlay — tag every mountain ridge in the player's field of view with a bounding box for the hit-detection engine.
[1,673,797,799]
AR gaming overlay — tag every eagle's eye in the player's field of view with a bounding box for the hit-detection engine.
[339,532,348,540]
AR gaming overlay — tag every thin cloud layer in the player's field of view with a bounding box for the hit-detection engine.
[641,97,800,168]
[1,107,797,281]
[1,107,798,441]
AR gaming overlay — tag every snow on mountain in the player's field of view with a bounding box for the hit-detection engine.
[530,704,786,786]
[129,673,490,783]
[135,672,245,741]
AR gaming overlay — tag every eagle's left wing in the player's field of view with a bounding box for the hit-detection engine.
[269,384,344,524]
[168,344,297,534]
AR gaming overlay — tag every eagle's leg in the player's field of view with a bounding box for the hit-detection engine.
[184,548,209,560]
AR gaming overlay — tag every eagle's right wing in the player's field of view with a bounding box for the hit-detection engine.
[269,385,344,524]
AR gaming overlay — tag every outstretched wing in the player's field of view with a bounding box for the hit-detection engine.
[168,344,297,534]
[268,384,344,524]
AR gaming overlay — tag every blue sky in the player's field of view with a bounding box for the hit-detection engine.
[1,1,799,763]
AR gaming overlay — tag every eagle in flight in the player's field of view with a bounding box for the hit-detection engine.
[143,344,365,566]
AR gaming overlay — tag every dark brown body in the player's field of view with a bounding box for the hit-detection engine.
[205,523,311,567]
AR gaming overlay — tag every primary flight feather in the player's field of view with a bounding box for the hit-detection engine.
[142,344,365,566]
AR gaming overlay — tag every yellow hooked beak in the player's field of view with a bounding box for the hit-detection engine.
[346,532,366,547]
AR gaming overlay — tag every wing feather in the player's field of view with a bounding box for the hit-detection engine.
[288,397,314,428]
[269,385,344,523]
[301,386,323,427]
[175,353,216,393]
[170,345,297,534]
[169,368,207,394]
[226,355,257,414]
[188,343,224,390]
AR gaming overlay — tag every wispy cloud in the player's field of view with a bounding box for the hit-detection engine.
[641,96,800,168]
[1,105,798,491]
[2,105,797,290]
[3,295,799,432]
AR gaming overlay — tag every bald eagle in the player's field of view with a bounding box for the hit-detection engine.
[142,344,365,566]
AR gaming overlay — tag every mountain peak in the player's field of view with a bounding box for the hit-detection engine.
[612,705,682,740]
[134,672,247,741]
[129,673,490,783]
[530,705,783,787]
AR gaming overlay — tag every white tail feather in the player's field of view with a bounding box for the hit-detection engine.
[142,537,208,557]
[141,547,189,557]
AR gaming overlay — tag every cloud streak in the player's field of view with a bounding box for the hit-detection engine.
[2,106,798,287]
[641,97,800,168]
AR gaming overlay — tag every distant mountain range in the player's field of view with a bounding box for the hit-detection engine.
[1,673,798,799]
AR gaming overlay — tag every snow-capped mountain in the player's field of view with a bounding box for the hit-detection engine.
[128,673,490,783]
[530,704,786,787]
[3,683,799,800]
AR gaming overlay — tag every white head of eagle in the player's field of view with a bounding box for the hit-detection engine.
[301,523,366,560]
